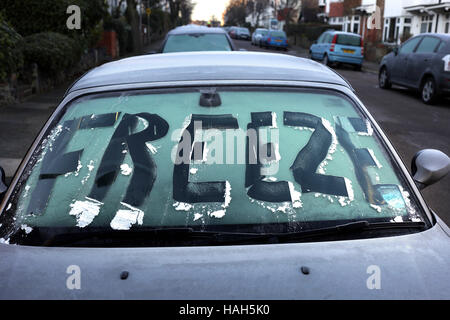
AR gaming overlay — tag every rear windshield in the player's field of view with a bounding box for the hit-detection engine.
[163,34,232,53]
[238,28,250,34]
[0,87,424,246]
[270,31,286,37]
[337,34,361,46]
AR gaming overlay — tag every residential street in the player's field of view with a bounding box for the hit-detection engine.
[234,38,450,225]
[1,39,449,225]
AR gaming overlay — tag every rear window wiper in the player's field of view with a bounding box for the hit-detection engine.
[211,221,426,245]
[43,221,426,246]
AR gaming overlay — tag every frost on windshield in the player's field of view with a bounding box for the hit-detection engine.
[2,90,422,241]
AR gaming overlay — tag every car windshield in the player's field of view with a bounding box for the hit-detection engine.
[337,34,361,46]
[238,28,250,34]
[0,87,424,246]
[163,33,232,53]
[270,31,286,38]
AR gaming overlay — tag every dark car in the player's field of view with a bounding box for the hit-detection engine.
[157,24,236,53]
[229,27,251,40]
[379,33,450,104]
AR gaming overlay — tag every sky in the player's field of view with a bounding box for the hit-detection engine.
[191,0,229,23]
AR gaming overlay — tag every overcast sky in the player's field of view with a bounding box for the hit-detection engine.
[191,0,229,23]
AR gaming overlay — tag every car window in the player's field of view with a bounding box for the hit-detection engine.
[336,34,361,46]
[399,37,421,54]
[163,34,232,53]
[270,31,286,37]
[0,87,424,246]
[325,34,333,43]
[416,37,441,53]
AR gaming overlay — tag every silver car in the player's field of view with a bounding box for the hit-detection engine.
[252,28,268,46]
[0,52,449,299]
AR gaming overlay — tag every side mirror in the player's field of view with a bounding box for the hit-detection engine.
[393,47,399,55]
[0,167,7,200]
[411,149,450,189]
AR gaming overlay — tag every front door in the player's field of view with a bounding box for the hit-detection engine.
[391,36,422,85]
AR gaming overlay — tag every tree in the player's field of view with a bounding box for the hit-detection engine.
[277,0,301,25]
[247,0,270,27]
[224,0,247,26]
[180,0,194,25]
[126,0,142,53]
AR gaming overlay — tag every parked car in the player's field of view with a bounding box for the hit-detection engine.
[251,28,268,46]
[229,26,251,40]
[309,30,364,70]
[1,52,449,299]
[260,30,288,50]
[379,33,450,104]
[156,24,236,53]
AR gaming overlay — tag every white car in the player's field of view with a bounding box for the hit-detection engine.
[251,28,268,45]
[0,52,449,299]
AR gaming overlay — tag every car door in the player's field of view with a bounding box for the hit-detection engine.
[321,33,332,58]
[391,36,422,85]
[405,36,441,88]
[311,33,325,59]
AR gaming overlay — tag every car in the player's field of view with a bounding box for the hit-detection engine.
[251,28,268,46]
[156,24,236,53]
[309,30,364,70]
[379,33,450,104]
[260,30,288,50]
[229,26,251,40]
[0,52,449,299]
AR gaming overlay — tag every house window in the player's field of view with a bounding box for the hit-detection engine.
[446,22,449,34]
[404,18,412,24]
[420,15,434,33]
[353,22,359,34]
[403,26,411,37]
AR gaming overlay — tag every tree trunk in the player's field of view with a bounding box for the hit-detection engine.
[126,0,142,54]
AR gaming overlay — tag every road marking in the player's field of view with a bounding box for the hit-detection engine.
[0,158,22,177]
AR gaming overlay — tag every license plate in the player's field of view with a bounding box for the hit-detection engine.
[275,39,282,42]
[343,49,355,54]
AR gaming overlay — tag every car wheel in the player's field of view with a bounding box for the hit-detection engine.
[354,64,362,71]
[421,77,438,105]
[322,54,330,66]
[379,67,392,89]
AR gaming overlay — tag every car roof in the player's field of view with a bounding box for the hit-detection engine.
[326,30,362,37]
[67,52,352,95]
[168,24,226,35]
[411,33,450,41]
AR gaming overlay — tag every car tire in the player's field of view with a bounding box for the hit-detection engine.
[354,64,362,71]
[421,77,438,105]
[322,54,330,66]
[379,67,392,89]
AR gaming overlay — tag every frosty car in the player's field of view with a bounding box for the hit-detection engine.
[0,52,449,299]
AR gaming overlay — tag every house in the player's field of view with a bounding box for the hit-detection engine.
[328,1,345,28]
[383,0,450,44]
[245,0,300,30]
